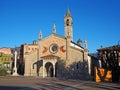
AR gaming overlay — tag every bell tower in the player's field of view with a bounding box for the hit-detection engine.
[64,8,73,41]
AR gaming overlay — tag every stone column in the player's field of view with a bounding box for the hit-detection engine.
[53,63,55,77]
[12,51,18,76]
[43,60,45,78]
[88,56,91,75]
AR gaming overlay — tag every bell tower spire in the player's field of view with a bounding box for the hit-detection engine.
[64,8,73,41]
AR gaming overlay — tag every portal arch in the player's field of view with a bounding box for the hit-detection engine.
[41,55,60,78]
[45,62,53,77]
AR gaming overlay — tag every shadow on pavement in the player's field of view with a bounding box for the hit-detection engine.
[0,86,37,90]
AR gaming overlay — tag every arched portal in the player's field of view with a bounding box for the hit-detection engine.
[41,55,60,78]
[45,62,53,77]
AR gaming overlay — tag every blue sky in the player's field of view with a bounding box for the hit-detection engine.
[0,0,120,53]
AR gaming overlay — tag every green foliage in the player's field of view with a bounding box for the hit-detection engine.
[0,69,9,76]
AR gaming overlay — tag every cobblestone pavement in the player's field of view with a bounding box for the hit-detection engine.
[0,76,120,90]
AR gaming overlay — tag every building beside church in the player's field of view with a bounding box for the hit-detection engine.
[97,45,120,82]
[0,48,12,73]
[21,9,89,79]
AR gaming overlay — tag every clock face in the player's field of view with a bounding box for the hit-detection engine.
[49,44,58,54]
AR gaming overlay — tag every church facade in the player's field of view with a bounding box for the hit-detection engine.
[22,9,89,78]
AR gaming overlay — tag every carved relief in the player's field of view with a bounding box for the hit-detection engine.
[60,46,66,53]
[42,47,48,53]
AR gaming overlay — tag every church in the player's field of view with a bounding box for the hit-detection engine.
[21,9,89,78]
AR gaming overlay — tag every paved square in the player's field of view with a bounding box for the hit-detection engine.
[0,76,120,90]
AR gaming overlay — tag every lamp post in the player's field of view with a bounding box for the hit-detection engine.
[12,51,18,76]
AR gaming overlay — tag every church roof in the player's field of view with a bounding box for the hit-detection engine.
[70,41,84,51]
[71,41,84,49]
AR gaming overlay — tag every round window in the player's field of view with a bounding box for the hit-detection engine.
[49,44,58,54]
